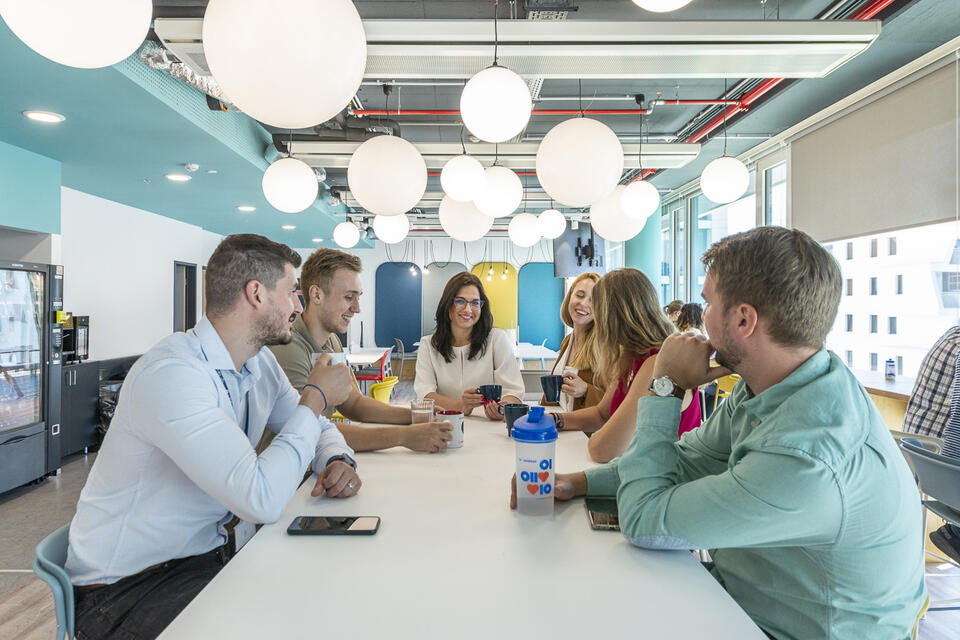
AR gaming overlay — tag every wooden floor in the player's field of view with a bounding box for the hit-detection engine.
[2,382,958,640]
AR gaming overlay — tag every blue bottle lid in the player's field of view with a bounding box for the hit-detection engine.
[511,406,558,443]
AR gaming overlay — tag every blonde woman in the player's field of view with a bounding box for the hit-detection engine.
[547,269,701,463]
[540,272,604,411]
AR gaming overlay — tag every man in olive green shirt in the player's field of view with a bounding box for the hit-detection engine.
[514,228,926,639]
[270,248,451,453]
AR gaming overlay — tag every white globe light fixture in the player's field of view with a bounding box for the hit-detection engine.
[631,0,694,12]
[372,214,410,244]
[509,213,542,248]
[0,0,152,68]
[333,221,361,249]
[589,186,649,242]
[460,66,532,143]
[537,209,567,240]
[347,135,427,216]
[440,155,485,202]
[261,157,319,213]
[621,180,661,222]
[439,196,493,243]
[536,118,624,207]
[700,156,750,204]
[473,166,522,218]
[202,0,366,129]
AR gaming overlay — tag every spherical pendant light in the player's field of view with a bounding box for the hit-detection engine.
[621,180,660,221]
[202,0,366,129]
[473,166,522,218]
[439,196,493,242]
[440,155,485,202]
[535,118,624,207]
[509,213,542,248]
[589,186,648,242]
[700,156,750,204]
[333,221,361,249]
[347,135,427,216]
[261,157,319,213]
[460,65,532,143]
[631,0,694,12]
[372,214,410,244]
[0,0,152,69]
[537,209,567,240]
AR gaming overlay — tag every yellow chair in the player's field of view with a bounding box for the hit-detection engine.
[713,374,741,412]
[369,376,399,404]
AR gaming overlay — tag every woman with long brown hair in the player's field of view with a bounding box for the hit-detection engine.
[546,268,701,462]
[540,272,604,411]
[414,272,524,420]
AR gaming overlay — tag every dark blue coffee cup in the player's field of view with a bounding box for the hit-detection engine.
[478,384,502,403]
[503,403,529,436]
[540,375,563,403]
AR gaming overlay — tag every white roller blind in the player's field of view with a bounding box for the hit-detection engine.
[791,61,958,242]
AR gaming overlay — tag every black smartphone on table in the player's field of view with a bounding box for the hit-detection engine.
[585,497,620,531]
[287,516,381,535]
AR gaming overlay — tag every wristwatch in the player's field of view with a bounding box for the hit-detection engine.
[326,453,357,469]
[649,376,685,399]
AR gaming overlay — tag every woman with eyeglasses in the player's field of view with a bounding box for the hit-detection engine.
[415,272,524,420]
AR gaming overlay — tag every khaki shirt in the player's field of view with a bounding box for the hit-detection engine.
[269,315,344,421]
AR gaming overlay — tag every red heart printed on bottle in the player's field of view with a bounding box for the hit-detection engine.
[538,471,549,482]
[526,484,539,495]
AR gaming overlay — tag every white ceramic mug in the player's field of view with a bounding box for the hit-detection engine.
[436,410,464,448]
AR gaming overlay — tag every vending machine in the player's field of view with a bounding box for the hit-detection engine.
[0,260,63,494]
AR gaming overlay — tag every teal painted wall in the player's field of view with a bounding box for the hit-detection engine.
[0,139,61,234]
[624,216,660,285]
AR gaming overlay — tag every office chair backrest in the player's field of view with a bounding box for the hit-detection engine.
[33,523,74,640]
[900,440,960,512]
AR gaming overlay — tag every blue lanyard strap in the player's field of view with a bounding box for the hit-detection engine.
[216,369,249,436]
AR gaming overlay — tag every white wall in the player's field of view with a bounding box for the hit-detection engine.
[60,187,222,361]
[293,237,555,348]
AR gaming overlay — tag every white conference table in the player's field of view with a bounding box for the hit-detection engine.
[159,416,765,639]
[515,341,559,364]
[343,346,393,367]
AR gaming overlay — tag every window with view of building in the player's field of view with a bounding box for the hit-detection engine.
[870,353,878,371]
[846,242,853,260]
[870,277,877,295]
[763,162,786,227]
[889,237,897,256]
[690,172,756,304]
[846,314,853,332]
[659,210,672,305]
[846,350,853,366]
[825,220,960,379]
[870,238,878,257]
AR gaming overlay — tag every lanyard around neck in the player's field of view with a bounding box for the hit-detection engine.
[216,369,249,436]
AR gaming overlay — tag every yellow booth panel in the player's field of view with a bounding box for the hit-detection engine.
[470,262,518,331]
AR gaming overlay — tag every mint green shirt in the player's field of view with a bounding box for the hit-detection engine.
[585,350,926,640]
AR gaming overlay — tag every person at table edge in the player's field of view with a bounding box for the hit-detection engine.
[514,227,926,640]
[269,247,452,453]
[415,272,524,420]
[65,234,362,640]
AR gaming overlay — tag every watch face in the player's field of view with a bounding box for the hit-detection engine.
[652,377,673,396]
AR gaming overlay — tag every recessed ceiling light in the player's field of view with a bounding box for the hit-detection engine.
[312,238,323,242]
[207,169,218,174]
[165,173,191,182]
[237,205,256,212]
[282,225,296,230]
[23,110,65,124]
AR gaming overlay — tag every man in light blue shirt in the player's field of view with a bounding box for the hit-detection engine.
[66,234,359,640]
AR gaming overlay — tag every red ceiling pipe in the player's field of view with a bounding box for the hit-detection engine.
[353,108,653,116]
[656,99,741,106]
[849,0,898,19]
[427,171,537,176]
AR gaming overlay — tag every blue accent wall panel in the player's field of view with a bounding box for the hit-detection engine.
[0,139,61,234]
[375,262,423,352]
[518,263,564,351]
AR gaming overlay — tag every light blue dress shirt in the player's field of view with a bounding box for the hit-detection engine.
[66,317,353,586]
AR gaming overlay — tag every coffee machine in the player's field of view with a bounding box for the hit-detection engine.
[61,313,89,364]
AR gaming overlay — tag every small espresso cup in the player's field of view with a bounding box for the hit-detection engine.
[436,410,464,448]
[311,352,348,367]
[503,403,530,436]
[477,384,502,404]
[540,375,563,403]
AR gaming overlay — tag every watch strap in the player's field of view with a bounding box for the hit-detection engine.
[327,453,357,469]
[649,376,686,400]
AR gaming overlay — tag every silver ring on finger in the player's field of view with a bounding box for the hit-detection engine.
[347,481,356,489]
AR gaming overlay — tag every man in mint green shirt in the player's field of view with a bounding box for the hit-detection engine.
[516,227,927,639]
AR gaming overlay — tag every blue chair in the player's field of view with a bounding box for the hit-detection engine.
[33,524,74,640]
